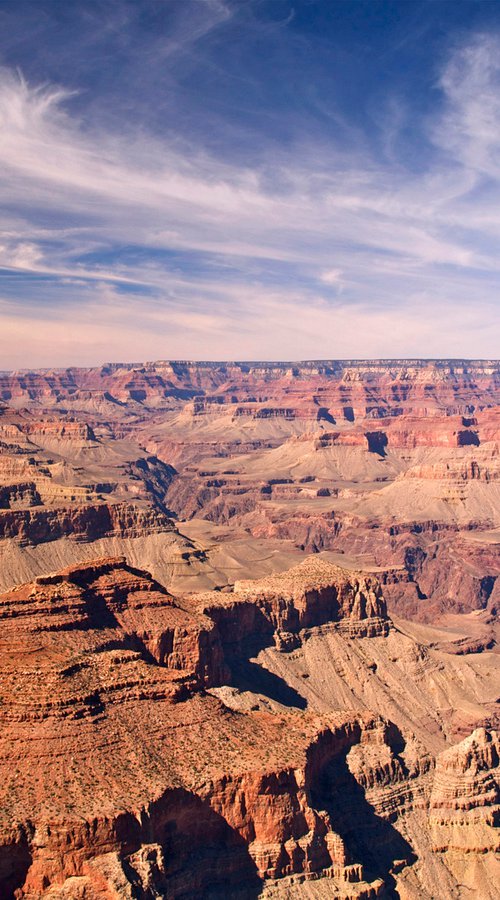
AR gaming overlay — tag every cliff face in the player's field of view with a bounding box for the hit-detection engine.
[12,714,407,900]
[0,556,497,899]
[430,728,499,853]
[0,421,96,442]
[426,728,500,897]
[235,558,387,628]
[0,502,174,545]
[0,557,228,698]
[198,558,389,652]
[1,359,498,408]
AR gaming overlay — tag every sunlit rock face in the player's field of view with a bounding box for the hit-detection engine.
[0,554,498,899]
[0,360,498,898]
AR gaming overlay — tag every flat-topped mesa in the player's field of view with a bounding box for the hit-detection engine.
[236,558,389,642]
[0,420,96,444]
[0,500,174,545]
[430,728,499,855]
[194,558,390,653]
[0,557,229,719]
[24,421,96,441]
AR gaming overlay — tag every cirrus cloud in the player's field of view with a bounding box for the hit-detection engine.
[0,13,499,365]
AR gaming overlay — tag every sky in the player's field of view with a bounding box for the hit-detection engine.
[1,0,500,368]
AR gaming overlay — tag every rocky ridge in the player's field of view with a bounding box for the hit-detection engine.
[0,557,497,899]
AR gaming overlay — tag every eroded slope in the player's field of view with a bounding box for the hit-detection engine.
[0,557,497,899]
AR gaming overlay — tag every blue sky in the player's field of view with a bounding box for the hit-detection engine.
[1,0,500,366]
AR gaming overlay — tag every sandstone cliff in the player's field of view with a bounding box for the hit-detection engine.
[0,557,497,899]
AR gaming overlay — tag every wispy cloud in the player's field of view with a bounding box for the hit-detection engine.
[0,19,500,364]
[436,34,500,177]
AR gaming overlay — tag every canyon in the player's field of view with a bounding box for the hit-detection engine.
[0,359,498,898]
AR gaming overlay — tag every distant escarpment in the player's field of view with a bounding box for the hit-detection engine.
[1,359,498,411]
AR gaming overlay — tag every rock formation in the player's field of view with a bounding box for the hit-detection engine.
[0,360,498,898]
[0,556,497,898]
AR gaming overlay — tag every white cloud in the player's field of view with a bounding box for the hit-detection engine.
[436,34,500,178]
[0,279,497,369]
[1,33,500,365]
[0,241,43,269]
[320,268,343,286]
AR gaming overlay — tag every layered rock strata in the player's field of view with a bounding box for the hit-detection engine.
[0,557,497,899]
[0,361,499,624]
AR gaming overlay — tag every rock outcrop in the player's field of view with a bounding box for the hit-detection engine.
[430,728,499,853]
[0,501,174,545]
[0,556,497,898]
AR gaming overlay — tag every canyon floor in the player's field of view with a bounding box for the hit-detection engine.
[0,359,498,898]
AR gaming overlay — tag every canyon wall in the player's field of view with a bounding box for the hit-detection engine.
[0,557,497,899]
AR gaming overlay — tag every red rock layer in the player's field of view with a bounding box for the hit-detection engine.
[430,728,499,854]
[1,359,498,414]
[0,502,174,545]
[191,558,389,654]
[0,556,497,898]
